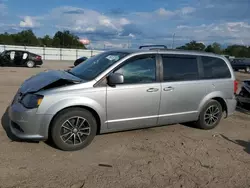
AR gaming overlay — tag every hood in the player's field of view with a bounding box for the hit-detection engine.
[19,70,82,94]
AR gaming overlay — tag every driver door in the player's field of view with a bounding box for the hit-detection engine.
[106,54,161,130]
[1,51,15,66]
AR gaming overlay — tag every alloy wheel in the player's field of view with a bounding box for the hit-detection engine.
[204,105,220,126]
[27,61,34,68]
[60,116,91,145]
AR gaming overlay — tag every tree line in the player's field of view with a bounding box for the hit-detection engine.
[0,29,250,58]
[0,29,86,49]
[176,41,250,58]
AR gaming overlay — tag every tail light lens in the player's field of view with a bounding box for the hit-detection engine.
[234,80,238,94]
[35,56,41,60]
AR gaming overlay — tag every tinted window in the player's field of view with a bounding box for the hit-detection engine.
[3,51,11,60]
[201,56,231,79]
[114,54,156,84]
[162,55,199,81]
[4,51,10,56]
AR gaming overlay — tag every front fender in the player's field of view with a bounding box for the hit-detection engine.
[37,96,106,130]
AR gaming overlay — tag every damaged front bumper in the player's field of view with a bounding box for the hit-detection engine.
[8,102,53,141]
[7,69,83,141]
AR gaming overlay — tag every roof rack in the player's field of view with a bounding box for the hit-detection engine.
[139,45,167,49]
[149,48,216,54]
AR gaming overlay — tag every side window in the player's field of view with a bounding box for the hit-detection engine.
[162,55,199,82]
[114,54,156,84]
[15,51,23,58]
[3,51,11,60]
[201,56,231,79]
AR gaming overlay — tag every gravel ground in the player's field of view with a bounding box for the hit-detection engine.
[0,61,250,188]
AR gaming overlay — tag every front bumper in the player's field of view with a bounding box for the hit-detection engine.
[8,102,53,141]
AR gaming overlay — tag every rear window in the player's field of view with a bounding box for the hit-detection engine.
[201,56,231,79]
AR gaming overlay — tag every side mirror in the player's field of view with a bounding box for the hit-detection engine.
[108,73,124,86]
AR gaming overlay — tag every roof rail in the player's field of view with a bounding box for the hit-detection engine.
[139,45,167,49]
[149,48,216,54]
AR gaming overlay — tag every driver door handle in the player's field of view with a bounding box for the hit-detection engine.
[147,88,159,92]
[163,86,174,91]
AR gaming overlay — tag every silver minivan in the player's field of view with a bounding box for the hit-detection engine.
[8,46,238,151]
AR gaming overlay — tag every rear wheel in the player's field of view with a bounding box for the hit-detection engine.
[50,108,97,151]
[26,60,35,68]
[195,100,223,130]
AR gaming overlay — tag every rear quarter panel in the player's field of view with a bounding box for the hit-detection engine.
[197,80,233,110]
[197,54,235,115]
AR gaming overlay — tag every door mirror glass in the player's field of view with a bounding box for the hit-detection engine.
[108,73,124,85]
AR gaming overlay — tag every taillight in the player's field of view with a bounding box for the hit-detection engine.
[234,80,238,94]
[35,56,41,60]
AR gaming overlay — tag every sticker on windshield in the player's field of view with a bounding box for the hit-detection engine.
[106,55,119,61]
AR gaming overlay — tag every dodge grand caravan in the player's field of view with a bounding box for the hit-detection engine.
[8,45,238,151]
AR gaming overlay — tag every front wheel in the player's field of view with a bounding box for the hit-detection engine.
[195,100,223,130]
[50,108,97,151]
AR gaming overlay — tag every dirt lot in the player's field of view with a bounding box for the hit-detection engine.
[0,61,250,188]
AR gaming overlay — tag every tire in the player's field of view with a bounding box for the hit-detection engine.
[195,100,223,130]
[26,60,35,68]
[50,108,97,151]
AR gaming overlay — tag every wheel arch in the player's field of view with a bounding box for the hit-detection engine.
[212,97,228,116]
[48,105,102,139]
[198,92,228,116]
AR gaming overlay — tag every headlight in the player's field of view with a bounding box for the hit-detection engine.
[21,94,43,109]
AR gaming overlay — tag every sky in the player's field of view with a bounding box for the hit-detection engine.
[0,0,250,49]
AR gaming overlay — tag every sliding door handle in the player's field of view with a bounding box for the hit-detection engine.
[163,86,174,91]
[147,88,159,92]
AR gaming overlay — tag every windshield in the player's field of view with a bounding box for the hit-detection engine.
[69,51,129,80]
[0,51,5,57]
